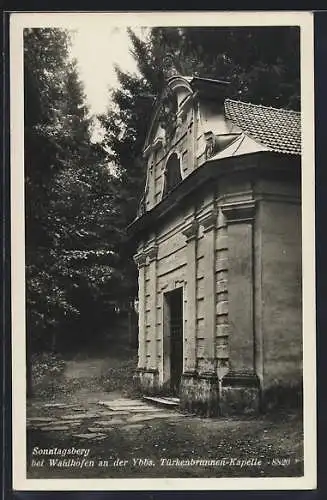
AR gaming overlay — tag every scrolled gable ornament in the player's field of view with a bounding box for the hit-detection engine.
[204,132,220,160]
[159,87,178,143]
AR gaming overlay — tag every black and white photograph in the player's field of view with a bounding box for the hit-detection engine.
[10,11,316,490]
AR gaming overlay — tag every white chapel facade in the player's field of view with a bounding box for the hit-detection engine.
[128,75,302,416]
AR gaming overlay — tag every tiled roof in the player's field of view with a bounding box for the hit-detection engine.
[224,99,301,155]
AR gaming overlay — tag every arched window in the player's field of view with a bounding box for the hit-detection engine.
[163,152,182,197]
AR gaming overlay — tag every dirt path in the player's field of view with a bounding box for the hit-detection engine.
[27,356,304,479]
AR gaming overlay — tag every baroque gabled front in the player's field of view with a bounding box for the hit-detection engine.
[138,75,242,215]
[130,75,302,416]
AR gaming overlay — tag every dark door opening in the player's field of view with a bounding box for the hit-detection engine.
[168,288,183,395]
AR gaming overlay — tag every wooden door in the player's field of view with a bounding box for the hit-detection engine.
[169,288,183,395]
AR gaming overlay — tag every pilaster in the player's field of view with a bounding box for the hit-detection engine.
[220,200,260,414]
[200,209,218,374]
[133,251,147,370]
[145,244,158,370]
[181,220,198,372]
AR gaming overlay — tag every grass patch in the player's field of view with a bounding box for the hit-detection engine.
[101,355,137,397]
[31,352,66,399]
[30,348,138,401]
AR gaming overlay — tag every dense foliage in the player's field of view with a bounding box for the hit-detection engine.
[24,28,123,357]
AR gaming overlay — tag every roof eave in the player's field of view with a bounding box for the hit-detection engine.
[127,150,300,241]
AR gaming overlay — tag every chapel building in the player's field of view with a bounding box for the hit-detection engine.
[128,75,302,416]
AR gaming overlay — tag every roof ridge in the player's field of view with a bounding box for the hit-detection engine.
[224,98,300,115]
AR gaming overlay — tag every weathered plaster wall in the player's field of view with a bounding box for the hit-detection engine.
[260,197,302,389]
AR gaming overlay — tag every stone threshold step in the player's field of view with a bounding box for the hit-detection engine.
[143,396,180,407]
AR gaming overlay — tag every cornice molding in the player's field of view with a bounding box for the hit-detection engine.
[128,151,295,242]
[145,244,158,262]
[133,252,147,269]
[182,220,199,242]
[200,209,218,233]
[221,200,256,224]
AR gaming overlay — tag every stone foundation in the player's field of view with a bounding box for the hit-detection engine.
[133,368,159,395]
[179,370,261,417]
[180,370,219,417]
[220,371,261,416]
[134,368,302,416]
[261,380,303,412]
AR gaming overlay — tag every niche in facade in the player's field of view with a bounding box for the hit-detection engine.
[163,152,182,197]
